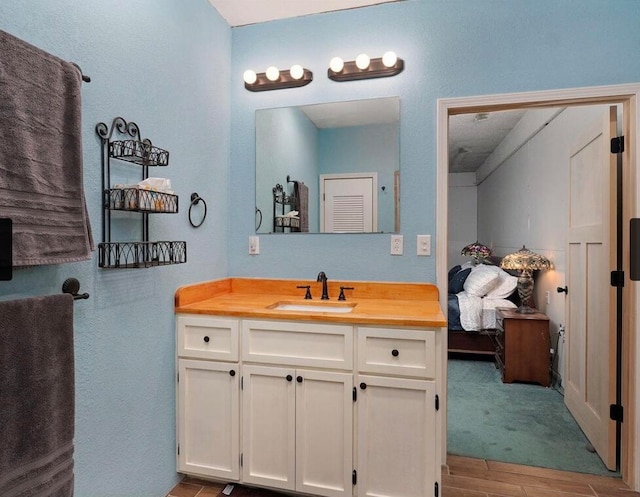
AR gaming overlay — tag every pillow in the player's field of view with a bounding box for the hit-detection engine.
[448,265,462,281]
[448,268,471,294]
[485,268,519,299]
[463,264,501,297]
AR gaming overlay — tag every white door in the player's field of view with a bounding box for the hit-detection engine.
[564,106,617,470]
[357,375,436,497]
[177,359,240,480]
[242,365,296,490]
[296,370,353,497]
[321,173,377,232]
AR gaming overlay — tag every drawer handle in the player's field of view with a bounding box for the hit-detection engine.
[360,382,367,390]
[286,375,293,382]
[229,369,236,377]
[391,349,399,357]
[297,376,303,383]
[203,336,210,343]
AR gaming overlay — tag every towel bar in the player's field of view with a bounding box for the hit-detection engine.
[61,277,90,300]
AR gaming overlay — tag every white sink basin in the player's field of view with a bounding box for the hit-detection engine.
[268,302,356,313]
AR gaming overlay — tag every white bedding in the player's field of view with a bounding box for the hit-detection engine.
[456,291,516,331]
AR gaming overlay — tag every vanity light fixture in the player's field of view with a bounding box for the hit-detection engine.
[243,64,313,92]
[328,51,404,82]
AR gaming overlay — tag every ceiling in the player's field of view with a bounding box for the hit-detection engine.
[207,0,404,27]
[300,97,399,129]
[449,110,527,174]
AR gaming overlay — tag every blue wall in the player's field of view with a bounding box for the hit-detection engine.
[0,1,231,496]
[229,0,640,282]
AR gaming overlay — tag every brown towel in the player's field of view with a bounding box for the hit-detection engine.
[293,181,309,232]
[0,29,93,267]
[0,294,75,497]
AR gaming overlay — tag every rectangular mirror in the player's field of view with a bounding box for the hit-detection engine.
[255,97,400,234]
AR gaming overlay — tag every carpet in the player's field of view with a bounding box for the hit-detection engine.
[216,484,289,497]
[447,358,618,476]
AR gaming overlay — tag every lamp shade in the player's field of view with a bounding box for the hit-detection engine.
[461,241,492,263]
[500,245,551,272]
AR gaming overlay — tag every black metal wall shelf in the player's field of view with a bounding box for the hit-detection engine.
[95,117,186,269]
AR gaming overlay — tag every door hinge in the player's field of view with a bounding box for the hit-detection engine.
[241,376,244,390]
[240,453,243,467]
[435,481,439,497]
[352,470,357,485]
[611,270,625,288]
[435,394,440,411]
[610,404,624,422]
[611,136,625,154]
[177,372,179,383]
[353,387,357,402]
[177,444,180,455]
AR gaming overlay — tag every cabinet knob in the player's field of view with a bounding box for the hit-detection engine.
[391,349,399,357]
[297,376,303,383]
[360,382,367,390]
[203,336,210,343]
[229,369,236,377]
[286,375,293,382]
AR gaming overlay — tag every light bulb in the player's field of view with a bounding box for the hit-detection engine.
[329,57,344,73]
[355,53,370,70]
[243,70,257,85]
[290,64,304,80]
[382,51,398,68]
[266,66,280,82]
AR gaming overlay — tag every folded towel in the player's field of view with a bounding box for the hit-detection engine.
[0,29,93,267]
[0,294,75,497]
[293,181,309,232]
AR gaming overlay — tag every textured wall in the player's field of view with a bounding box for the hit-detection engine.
[229,0,640,282]
[0,1,230,496]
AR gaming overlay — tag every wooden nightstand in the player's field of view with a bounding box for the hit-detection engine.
[495,307,550,386]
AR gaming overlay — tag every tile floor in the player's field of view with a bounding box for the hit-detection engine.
[167,456,639,497]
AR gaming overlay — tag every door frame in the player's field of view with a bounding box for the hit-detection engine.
[436,83,639,488]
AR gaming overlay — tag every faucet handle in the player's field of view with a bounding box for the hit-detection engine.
[338,286,354,301]
[297,285,312,299]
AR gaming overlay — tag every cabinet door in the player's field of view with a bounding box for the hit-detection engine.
[242,365,296,491]
[357,375,436,497]
[296,370,353,497]
[177,359,239,480]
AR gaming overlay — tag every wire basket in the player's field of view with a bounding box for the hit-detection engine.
[107,188,178,213]
[98,241,187,269]
[109,139,169,167]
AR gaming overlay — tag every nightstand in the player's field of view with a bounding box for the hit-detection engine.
[495,307,550,386]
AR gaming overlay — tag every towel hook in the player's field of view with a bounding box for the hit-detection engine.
[62,277,90,300]
[189,193,207,228]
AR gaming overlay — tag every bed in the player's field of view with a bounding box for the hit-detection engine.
[447,261,519,356]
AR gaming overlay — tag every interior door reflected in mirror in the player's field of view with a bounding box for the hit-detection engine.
[255,97,400,234]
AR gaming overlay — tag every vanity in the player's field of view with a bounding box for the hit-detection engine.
[174,278,446,497]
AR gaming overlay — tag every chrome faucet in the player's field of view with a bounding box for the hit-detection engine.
[317,271,329,300]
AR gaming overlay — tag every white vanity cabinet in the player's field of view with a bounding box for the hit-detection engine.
[356,326,439,497]
[241,320,354,497]
[176,315,240,481]
[175,314,441,497]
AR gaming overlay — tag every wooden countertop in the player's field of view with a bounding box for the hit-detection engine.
[175,278,446,328]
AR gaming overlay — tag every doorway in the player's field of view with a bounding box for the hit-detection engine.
[435,83,639,489]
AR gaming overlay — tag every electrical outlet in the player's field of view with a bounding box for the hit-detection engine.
[390,234,403,255]
[417,235,431,256]
[249,236,260,255]
[545,291,550,305]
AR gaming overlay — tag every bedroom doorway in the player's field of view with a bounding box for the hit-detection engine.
[436,83,639,489]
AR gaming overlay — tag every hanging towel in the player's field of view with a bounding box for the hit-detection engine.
[0,29,93,267]
[293,181,309,233]
[0,294,75,497]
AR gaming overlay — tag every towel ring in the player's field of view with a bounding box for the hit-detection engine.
[189,193,207,228]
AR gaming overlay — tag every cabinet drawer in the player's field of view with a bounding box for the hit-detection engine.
[242,320,353,370]
[177,315,239,361]
[357,327,436,378]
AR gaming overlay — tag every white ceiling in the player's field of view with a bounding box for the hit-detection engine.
[207,0,403,27]
[300,97,399,129]
[449,110,527,174]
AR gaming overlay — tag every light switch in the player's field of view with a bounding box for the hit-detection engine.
[417,235,431,256]
[249,236,260,255]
